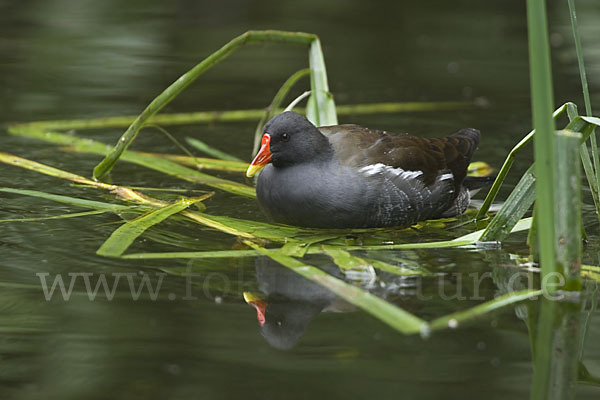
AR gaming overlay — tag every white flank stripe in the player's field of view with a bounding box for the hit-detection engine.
[359,163,423,179]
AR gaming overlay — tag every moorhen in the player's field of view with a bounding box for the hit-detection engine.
[246,111,489,228]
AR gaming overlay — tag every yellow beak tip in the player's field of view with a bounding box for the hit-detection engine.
[243,292,263,303]
[246,164,264,178]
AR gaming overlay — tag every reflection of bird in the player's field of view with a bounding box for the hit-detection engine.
[247,111,492,228]
[244,256,355,350]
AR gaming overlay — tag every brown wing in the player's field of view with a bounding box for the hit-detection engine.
[319,124,480,186]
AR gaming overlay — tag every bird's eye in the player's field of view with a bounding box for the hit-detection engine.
[281,133,290,142]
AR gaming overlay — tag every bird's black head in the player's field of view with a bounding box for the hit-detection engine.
[263,111,333,168]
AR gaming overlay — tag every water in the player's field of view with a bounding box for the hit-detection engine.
[1,0,600,399]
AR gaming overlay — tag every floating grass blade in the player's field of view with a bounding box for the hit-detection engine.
[582,265,600,273]
[0,152,119,192]
[120,232,519,260]
[0,152,254,238]
[581,269,600,283]
[345,239,474,251]
[0,210,107,223]
[321,245,372,272]
[116,150,255,197]
[91,30,325,180]
[185,137,243,162]
[179,211,256,239]
[123,249,262,260]
[322,245,427,276]
[279,235,339,257]
[97,198,203,257]
[197,213,317,241]
[112,152,248,173]
[0,187,133,213]
[429,289,542,331]
[245,241,428,335]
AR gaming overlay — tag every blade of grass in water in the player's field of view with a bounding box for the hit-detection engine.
[123,238,477,260]
[0,152,254,238]
[429,289,542,331]
[0,187,134,213]
[581,270,600,283]
[122,237,480,260]
[185,137,243,162]
[279,235,339,257]
[479,166,536,242]
[8,127,255,198]
[454,217,532,243]
[322,245,428,276]
[0,210,108,223]
[116,152,248,173]
[245,241,428,336]
[97,198,203,257]
[11,101,472,133]
[582,265,600,273]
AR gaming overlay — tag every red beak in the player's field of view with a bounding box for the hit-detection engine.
[246,134,272,177]
[243,292,267,326]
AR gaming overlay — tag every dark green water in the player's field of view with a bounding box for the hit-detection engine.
[1,1,600,399]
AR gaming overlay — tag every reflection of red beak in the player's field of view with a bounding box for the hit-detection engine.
[243,292,267,326]
[246,134,272,177]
